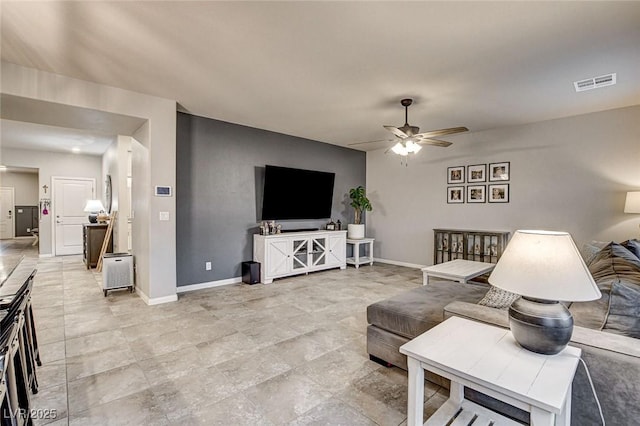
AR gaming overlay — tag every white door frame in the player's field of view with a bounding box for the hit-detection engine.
[51,176,96,256]
[0,187,16,239]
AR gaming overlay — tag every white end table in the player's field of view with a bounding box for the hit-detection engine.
[421,259,495,285]
[346,237,374,268]
[400,317,581,426]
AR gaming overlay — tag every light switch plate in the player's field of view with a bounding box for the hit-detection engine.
[159,211,170,221]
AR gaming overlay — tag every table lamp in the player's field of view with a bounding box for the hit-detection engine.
[83,199,105,223]
[489,230,601,355]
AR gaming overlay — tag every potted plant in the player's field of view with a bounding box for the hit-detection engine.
[347,185,372,239]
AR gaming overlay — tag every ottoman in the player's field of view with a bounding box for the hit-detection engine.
[366,281,488,370]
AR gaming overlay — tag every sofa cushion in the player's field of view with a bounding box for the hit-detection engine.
[478,286,520,309]
[588,242,640,290]
[603,280,640,339]
[367,281,488,339]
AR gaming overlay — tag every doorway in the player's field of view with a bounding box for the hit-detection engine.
[0,187,15,239]
[52,177,95,255]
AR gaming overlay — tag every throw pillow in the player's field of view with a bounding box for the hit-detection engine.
[603,279,640,339]
[589,240,611,249]
[569,296,609,331]
[622,239,640,260]
[588,242,640,290]
[478,286,520,309]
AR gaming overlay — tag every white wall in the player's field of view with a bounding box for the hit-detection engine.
[132,126,151,299]
[367,105,640,266]
[102,135,132,253]
[0,148,102,255]
[2,62,177,303]
[0,171,38,205]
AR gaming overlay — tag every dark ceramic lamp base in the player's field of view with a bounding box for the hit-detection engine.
[88,214,98,223]
[508,297,573,355]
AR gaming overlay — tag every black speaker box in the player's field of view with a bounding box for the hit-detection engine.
[242,261,260,284]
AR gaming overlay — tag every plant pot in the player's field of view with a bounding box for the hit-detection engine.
[347,224,365,239]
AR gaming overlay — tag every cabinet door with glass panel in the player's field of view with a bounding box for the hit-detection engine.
[292,238,309,270]
[309,237,327,267]
[434,230,465,264]
[292,237,329,270]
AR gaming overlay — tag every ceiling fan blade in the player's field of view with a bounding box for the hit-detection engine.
[348,138,395,147]
[384,125,409,139]
[416,138,453,147]
[414,127,469,139]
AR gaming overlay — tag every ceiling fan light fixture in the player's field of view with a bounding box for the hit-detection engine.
[406,140,421,153]
[392,142,408,156]
[349,98,468,165]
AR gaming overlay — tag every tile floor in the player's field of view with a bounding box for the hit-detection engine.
[3,239,449,425]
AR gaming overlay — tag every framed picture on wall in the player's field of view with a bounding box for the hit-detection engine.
[489,162,510,181]
[467,185,486,203]
[447,166,465,184]
[447,186,464,204]
[467,164,486,183]
[489,184,509,203]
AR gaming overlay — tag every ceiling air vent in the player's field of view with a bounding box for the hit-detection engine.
[574,73,616,92]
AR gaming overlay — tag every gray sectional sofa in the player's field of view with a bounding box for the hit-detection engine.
[366,240,640,425]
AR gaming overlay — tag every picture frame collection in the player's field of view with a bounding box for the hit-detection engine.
[447,162,510,204]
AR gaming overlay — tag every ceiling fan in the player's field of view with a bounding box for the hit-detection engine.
[350,98,468,163]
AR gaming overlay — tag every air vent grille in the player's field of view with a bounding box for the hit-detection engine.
[574,73,616,92]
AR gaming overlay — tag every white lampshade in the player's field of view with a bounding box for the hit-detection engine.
[624,191,640,213]
[489,230,601,302]
[84,199,105,213]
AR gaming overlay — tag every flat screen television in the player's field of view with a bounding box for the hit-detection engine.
[261,165,335,220]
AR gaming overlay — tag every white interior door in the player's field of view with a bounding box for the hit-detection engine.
[53,177,95,255]
[0,187,15,240]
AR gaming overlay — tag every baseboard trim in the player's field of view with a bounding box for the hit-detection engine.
[177,276,243,293]
[373,257,426,269]
[38,254,53,258]
[136,288,178,305]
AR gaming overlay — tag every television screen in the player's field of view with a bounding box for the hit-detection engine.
[261,165,335,220]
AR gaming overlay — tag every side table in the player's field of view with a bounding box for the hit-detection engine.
[400,317,581,426]
[346,238,374,269]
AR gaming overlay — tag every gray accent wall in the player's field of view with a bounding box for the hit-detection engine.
[176,112,366,286]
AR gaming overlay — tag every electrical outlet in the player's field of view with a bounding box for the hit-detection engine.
[205,261,212,271]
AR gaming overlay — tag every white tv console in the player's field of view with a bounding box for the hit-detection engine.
[253,230,347,284]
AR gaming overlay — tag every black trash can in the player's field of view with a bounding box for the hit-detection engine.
[242,261,260,284]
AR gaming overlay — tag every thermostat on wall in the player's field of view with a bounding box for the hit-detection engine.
[154,186,172,197]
